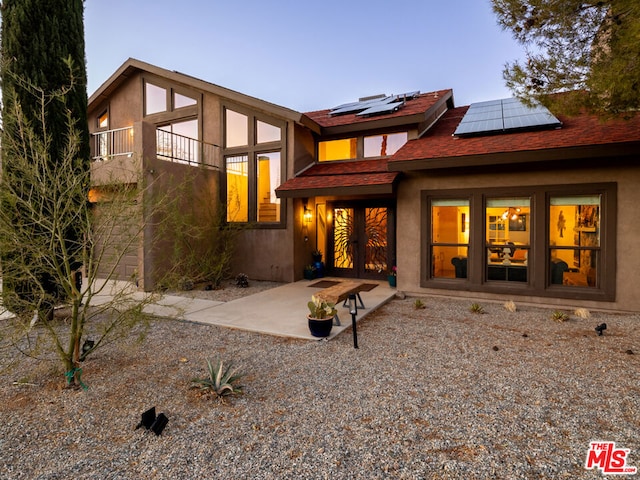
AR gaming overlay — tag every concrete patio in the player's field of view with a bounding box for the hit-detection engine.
[90,277,398,340]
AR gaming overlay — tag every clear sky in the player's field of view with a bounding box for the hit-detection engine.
[84,0,526,113]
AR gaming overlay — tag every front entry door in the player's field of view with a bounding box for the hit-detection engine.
[328,202,394,279]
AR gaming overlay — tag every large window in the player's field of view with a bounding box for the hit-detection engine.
[485,197,531,283]
[430,199,470,278]
[423,183,615,300]
[549,195,600,287]
[224,107,284,224]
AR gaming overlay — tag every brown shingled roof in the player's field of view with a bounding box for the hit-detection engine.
[389,106,640,170]
[275,159,399,198]
[305,90,453,129]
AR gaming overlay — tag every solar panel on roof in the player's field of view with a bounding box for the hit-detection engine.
[329,90,420,117]
[356,100,405,117]
[330,96,396,116]
[453,98,561,137]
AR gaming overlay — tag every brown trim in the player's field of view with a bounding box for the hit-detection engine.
[389,142,640,172]
[420,183,616,302]
[221,102,288,227]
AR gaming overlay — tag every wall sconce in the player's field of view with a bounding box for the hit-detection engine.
[304,206,312,224]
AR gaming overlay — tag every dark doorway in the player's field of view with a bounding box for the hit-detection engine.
[326,201,395,279]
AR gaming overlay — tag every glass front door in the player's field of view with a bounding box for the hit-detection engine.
[328,203,394,279]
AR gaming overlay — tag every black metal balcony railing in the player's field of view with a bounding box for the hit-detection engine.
[91,127,219,169]
[155,129,219,169]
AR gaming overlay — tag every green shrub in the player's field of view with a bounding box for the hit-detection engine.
[191,358,244,399]
[469,303,485,314]
[413,299,426,310]
[551,310,569,322]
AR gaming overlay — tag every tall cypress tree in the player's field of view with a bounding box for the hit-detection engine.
[1,0,90,315]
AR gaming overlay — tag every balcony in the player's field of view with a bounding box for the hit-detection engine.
[91,125,220,169]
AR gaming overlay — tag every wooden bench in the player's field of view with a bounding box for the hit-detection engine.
[315,281,367,326]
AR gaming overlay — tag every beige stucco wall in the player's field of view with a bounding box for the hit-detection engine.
[396,161,640,312]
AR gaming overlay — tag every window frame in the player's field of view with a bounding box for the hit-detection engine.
[222,104,286,227]
[318,130,408,162]
[421,183,616,301]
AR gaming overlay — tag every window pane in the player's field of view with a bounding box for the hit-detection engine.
[174,92,197,108]
[486,197,530,282]
[319,138,357,161]
[226,155,248,222]
[98,111,108,128]
[364,132,407,157]
[225,109,248,148]
[433,246,469,278]
[257,120,281,143]
[257,152,281,222]
[550,195,600,288]
[145,83,167,115]
[431,200,469,278]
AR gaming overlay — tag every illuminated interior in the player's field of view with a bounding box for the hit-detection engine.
[318,138,357,162]
[431,200,469,278]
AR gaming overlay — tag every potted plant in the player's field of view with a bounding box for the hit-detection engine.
[307,295,337,338]
[311,250,324,277]
[388,265,397,287]
[303,264,317,280]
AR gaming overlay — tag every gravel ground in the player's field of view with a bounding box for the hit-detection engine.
[0,282,639,479]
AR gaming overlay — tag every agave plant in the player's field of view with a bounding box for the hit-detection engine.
[551,310,569,322]
[191,358,244,398]
[469,303,485,314]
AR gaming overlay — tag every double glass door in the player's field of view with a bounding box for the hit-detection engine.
[327,203,394,279]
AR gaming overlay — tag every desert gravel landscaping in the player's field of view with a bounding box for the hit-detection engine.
[0,282,639,479]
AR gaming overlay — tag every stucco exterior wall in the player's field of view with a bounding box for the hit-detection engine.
[396,161,640,312]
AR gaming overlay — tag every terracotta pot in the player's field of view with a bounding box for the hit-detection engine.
[307,315,333,338]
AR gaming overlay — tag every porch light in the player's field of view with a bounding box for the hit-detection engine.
[304,206,313,224]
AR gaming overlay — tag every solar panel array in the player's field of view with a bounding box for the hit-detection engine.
[329,91,420,117]
[453,97,562,137]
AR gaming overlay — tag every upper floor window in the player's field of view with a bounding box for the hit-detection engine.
[319,138,357,162]
[97,110,109,129]
[145,83,167,115]
[364,132,407,157]
[144,80,198,116]
[226,109,249,148]
[224,107,284,224]
[174,92,197,109]
[257,120,281,144]
[318,132,408,162]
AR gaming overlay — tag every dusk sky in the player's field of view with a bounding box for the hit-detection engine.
[84,0,527,112]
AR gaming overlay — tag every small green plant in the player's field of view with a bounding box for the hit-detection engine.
[191,358,244,399]
[307,295,337,319]
[469,303,485,314]
[551,310,569,322]
[413,299,426,310]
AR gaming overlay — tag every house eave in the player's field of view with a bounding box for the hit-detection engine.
[388,142,640,171]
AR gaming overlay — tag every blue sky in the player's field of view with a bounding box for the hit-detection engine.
[84,0,526,112]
